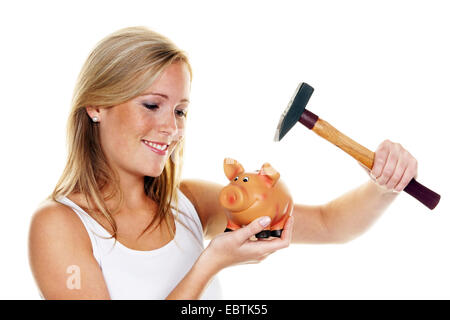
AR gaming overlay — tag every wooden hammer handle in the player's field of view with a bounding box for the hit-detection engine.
[302,112,440,210]
[313,118,375,169]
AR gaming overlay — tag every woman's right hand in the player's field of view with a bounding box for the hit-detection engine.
[166,215,294,299]
[199,215,294,274]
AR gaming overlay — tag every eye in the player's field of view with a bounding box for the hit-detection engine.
[233,176,239,181]
[243,177,249,182]
[176,109,188,118]
[143,103,159,110]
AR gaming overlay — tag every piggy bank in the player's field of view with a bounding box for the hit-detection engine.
[219,158,293,238]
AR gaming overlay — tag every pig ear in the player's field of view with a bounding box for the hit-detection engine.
[223,158,245,181]
[258,163,280,187]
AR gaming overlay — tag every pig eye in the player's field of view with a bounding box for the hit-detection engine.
[233,176,239,181]
[243,177,249,182]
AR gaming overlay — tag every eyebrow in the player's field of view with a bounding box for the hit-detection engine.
[140,92,190,103]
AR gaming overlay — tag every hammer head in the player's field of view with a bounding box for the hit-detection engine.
[274,82,314,142]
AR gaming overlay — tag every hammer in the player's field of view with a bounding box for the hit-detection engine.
[274,82,440,210]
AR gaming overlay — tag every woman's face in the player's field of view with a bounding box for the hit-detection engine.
[94,61,191,178]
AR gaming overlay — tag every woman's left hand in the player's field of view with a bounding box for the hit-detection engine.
[367,139,418,193]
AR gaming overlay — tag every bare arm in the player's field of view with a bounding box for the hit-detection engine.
[180,140,417,245]
[268,181,397,244]
[165,253,217,300]
[28,202,111,299]
[291,140,418,244]
[166,215,294,299]
[179,176,397,244]
[319,180,399,242]
[172,179,295,299]
[180,179,228,240]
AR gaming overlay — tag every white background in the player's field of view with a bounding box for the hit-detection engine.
[1,0,448,299]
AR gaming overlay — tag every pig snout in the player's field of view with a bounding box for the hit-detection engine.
[219,185,248,211]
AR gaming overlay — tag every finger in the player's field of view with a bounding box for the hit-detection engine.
[376,148,399,186]
[394,161,418,192]
[385,156,407,190]
[253,216,294,253]
[234,216,271,243]
[256,216,295,242]
[371,140,390,178]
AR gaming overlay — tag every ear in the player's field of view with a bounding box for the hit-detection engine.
[258,162,280,187]
[85,106,101,120]
[223,158,245,181]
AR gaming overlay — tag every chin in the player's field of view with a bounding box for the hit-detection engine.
[141,166,166,178]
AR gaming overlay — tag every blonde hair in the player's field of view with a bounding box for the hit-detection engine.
[50,26,192,240]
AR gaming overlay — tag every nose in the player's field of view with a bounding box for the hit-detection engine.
[219,185,247,211]
[159,109,179,138]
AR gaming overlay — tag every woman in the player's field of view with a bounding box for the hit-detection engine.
[28,26,418,300]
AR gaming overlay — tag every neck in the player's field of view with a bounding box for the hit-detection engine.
[101,170,154,214]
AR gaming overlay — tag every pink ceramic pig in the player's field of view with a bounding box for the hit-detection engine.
[219,158,293,238]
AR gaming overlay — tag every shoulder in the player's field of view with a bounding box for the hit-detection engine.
[179,179,224,212]
[28,199,109,299]
[29,199,92,251]
[179,179,228,239]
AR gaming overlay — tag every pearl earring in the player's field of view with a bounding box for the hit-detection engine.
[92,116,99,123]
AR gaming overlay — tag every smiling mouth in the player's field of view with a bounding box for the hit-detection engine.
[142,140,169,151]
[142,140,170,155]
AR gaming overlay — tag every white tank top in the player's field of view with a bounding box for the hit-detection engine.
[56,189,222,300]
